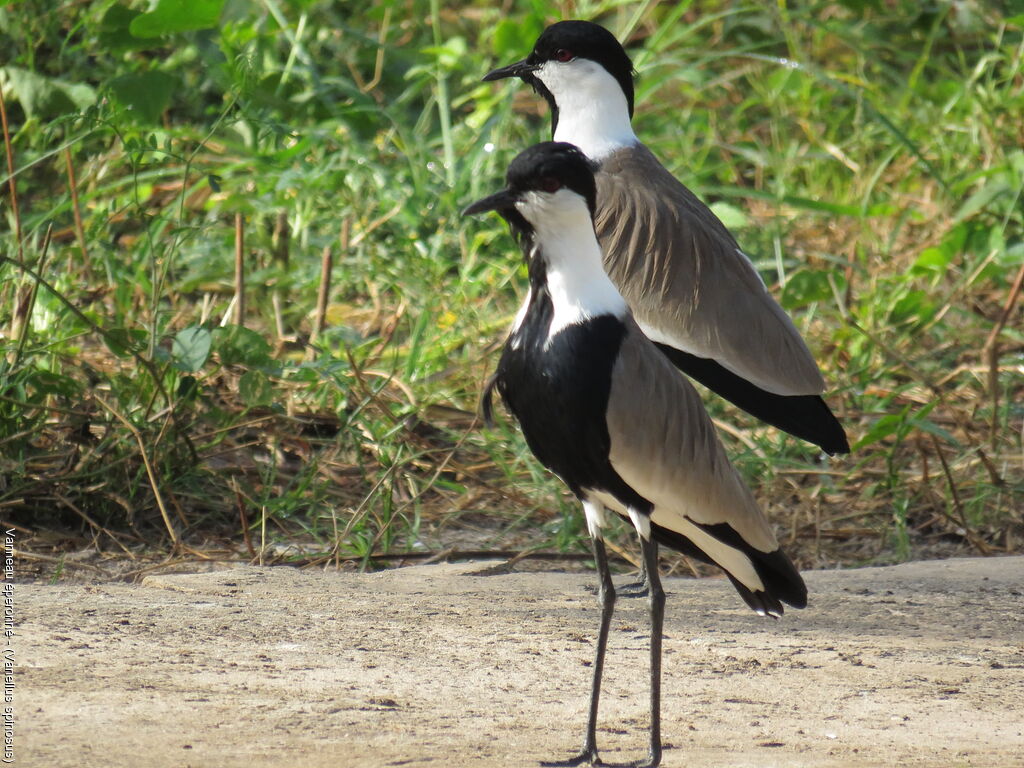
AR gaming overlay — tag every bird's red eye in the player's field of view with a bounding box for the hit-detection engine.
[539,177,562,193]
[554,48,573,63]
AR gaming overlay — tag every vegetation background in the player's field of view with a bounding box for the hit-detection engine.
[1,0,1021,579]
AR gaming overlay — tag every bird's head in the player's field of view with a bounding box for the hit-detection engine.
[462,142,598,241]
[483,20,635,127]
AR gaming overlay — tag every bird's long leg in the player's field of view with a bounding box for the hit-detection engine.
[542,533,616,767]
[622,510,664,768]
[633,532,665,768]
[616,547,651,598]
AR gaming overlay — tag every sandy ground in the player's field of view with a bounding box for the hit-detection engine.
[15,556,1024,767]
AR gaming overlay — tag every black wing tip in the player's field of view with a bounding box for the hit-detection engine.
[739,545,808,613]
[652,344,850,455]
[818,419,851,456]
[652,521,807,616]
[727,559,807,618]
[727,575,786,617]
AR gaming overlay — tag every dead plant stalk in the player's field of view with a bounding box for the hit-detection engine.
[234,212,245,326]
[64,147,91,273]
[983,261,1024,449]
[96,396,181,550]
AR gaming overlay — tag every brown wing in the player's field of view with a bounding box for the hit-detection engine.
[605,323,778,549]
[600,323,785,595]
[594,143,825,397]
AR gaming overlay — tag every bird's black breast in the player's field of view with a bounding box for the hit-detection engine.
[490,282,648,510]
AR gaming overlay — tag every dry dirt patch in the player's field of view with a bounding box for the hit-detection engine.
[17,556,1024,767]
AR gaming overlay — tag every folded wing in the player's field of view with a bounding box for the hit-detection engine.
[603,323,807,614]
[594,143,825,398]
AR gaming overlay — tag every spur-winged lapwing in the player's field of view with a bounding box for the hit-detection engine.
[464,142,806,768]
[483,20,849,456]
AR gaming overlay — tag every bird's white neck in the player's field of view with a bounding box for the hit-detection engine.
[516,189,628,337]
[535,59,637,161]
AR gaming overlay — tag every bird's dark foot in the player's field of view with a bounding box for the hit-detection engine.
[626,749,661,768]
[540,747,602,766]
[616,579,648,599]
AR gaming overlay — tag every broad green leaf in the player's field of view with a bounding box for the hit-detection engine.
[177,375,200,402]
[909,246,950,277]
[492,17,544,60]
[238,370,274,407]
[780,269,833,310]
[213,325,272,368]
[107,71,177,124]
[855,403,943,451]
[889,289,933,326]
[103,327,147,359]
[1009,150,1024,178]
[955,180,1010,223]
[942,222,969,254]
[998,240,1024,269]
[854,407,910,450]
[98,4,152,52]
[28,370,79,398]
[290,365,322,384]
[172,326,212,373]
[766,66,799,95]
[0,67,96,119]
[152,345,171,365]
[129,0,225,37]
[708,201,749,230]
[421,37,468,70]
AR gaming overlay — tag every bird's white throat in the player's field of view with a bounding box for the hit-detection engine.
[515,189,628,337]
[535,59,637,161]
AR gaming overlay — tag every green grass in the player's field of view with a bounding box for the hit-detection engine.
[1,0,1022,573]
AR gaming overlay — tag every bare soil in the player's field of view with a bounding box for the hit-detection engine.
[17,556,1024,767]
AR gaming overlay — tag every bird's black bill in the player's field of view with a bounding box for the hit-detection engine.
[462,189,517,217]
[482,59,538,82]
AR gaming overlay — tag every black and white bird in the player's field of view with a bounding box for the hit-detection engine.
[464,142,806,768]
[483,20,849,456]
